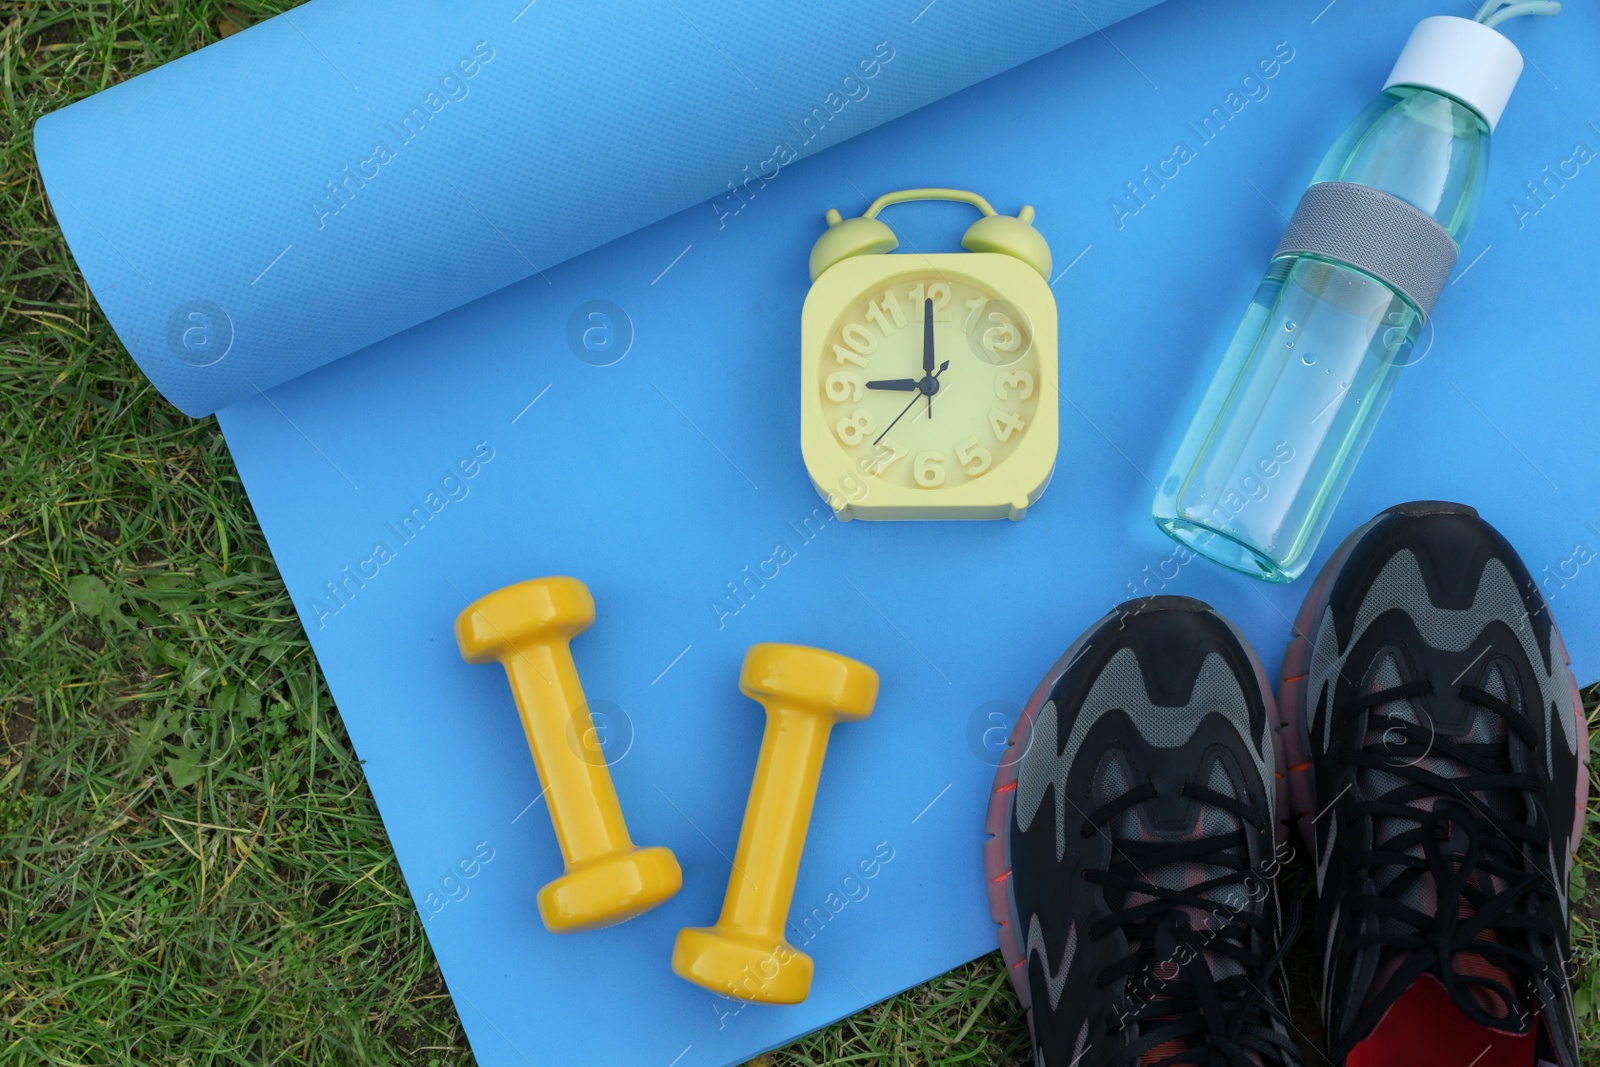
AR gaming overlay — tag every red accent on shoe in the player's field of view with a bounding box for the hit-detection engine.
[1347,973,1539,1067]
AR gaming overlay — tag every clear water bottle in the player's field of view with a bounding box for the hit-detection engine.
[1152,12,1547,582]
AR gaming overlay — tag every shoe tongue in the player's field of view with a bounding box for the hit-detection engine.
[1095,755,1248,963]
[1094,755,1257,1065]
[1357,652,1530,1025]
[1359,650,1520,847]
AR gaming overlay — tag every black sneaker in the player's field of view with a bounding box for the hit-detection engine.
[1277,502,1590,1067]
[985,597,1303,1067]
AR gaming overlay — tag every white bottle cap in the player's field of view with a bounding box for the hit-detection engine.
[1383,15,1523,131]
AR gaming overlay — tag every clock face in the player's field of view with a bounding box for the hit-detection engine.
[815,270,1041,493]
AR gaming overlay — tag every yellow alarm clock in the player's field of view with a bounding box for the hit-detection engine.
[800,188,1058,521]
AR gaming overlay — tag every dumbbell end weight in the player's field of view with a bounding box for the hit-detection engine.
[671,927,814,1005]
[739,643,877,723]
[455,576,594,661]
[541,845,683,933]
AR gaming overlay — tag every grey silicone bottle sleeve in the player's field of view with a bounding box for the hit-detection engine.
[1271,180,1459,318]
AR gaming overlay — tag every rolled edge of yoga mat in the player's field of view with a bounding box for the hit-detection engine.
[31,0,1166,417]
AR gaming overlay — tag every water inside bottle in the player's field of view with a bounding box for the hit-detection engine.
[1153,255,1419,581]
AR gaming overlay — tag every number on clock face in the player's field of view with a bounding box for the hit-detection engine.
[818,273,1038,490]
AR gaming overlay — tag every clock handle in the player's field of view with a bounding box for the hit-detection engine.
[810,188,1052,281]
[860,187,999,220]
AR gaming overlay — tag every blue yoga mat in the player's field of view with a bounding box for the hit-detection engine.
[35,0,1165,418]
[35,1,1600,1064]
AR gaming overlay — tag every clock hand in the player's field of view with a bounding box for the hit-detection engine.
[866,378,920,391]
[922,297,936,420]
[873,392,920,449]
[873,361,949,448]
[913,360,951,425]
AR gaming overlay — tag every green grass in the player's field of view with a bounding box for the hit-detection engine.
[0,4,1596,1064]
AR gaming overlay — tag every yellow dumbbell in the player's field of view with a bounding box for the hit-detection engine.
[672,642,878,1004]
[456,576,681,932]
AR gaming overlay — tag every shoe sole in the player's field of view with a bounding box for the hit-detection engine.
[981,596,1283,1024]
[1273,501,1591,860]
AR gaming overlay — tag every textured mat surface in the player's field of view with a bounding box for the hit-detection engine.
[35,0,1164,417]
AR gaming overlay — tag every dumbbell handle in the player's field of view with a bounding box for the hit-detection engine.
[503,641,633,867]
[717,703,833,937]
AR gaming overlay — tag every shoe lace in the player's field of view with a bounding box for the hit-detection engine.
[1081,780,1303,1067]
[1337,676,1559,1026]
